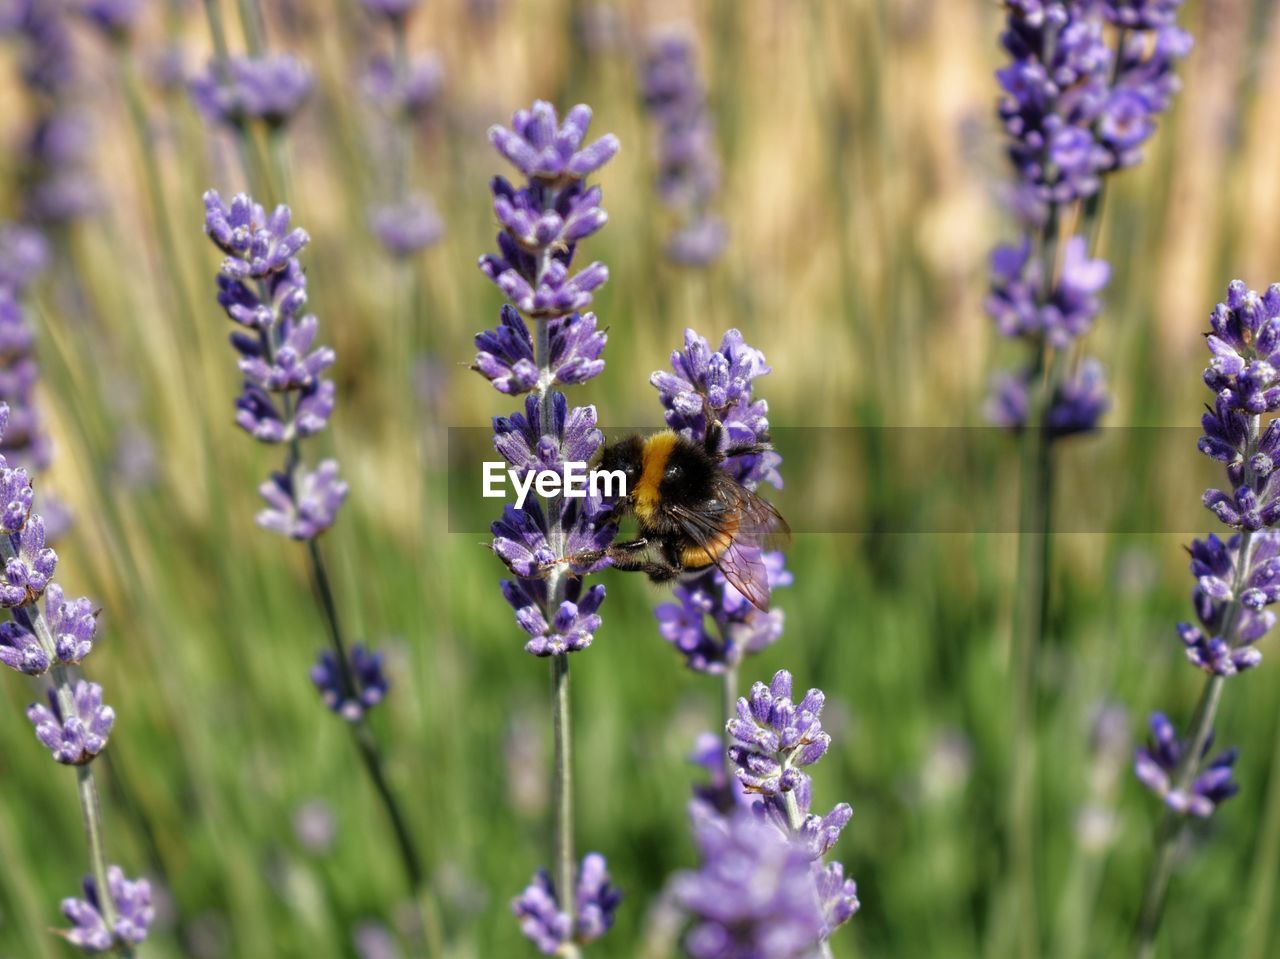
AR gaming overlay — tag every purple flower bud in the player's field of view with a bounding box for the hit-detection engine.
[311,644,389,721]
[673,807,827,959]
[368,195,444,257]
[489,100,619,184]
[189,54,312,128]
[0,514,57,606]
[256,460,348,540]
[1103,0,1184,30]
[511,854,619,954]
[204,191,310,279]
[28,680,114,764]
[60,866,154,951]
[727,670,831,796]
[492,393,603,475]
[361,53,444,119]
[0,222,49,294]
[502,578,606,656]
[1134,712,1239,817]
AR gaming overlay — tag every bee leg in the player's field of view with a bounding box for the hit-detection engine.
[606,551,681,583]
[542,538,647,574]
[704,419,773,460]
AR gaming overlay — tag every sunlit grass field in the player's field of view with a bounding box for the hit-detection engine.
[4,0,1280,956]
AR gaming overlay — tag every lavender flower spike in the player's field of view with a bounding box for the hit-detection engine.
[477,99,620,949]
[727,670,830,796]
[27,680,114,765]
[1133,279,1280,954]
[61,866,154,953]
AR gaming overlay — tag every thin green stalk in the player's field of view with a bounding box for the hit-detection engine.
[1006,197,1064,958]
[721,659,738,793]
[391,19,412,203]
[200,0,266,189]
[233,0,265,54]
[552,653,575,927]
[1242,692,1280,958]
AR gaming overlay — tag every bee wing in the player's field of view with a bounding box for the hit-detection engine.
[714,538,773,612]
[664,477,789,613]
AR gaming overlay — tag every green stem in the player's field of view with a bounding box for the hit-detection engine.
[200,0,266,190]
[552,653,575,925]
[720,659,738,795]
[234,0,265,54]
[391,19,412,203]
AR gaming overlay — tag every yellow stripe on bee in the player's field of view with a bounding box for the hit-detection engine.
[633,430,678,522]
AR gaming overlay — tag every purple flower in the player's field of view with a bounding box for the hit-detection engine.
[492,392,603,476]
[361,53,444,119]
[0,617,47,673]
[727,670,830,796]
[235,380,335,444]
[311,644,389,721]
[60,866,154,952]
[473,306,606,393]
[655,552,791,672]
[1174,530,1280,675]
[256,460,348,540]
[236,313,336,391]
[986,235,1110,347]
[44,583,98,665]
[0,222,49,294]
[651,328,777,485]
[987,357,1110,438]
[512,854,620,954]
[501,578,606,656]
[28,680,114,765]
[479,232,608,320]
[204,190,311,280]
[1134,712,1239,817]
[673,807,826,959]
[488,100,619,184]
[189,54,313,128]
[491,498,614,581]
[368,195,444,257]
[640,28,727,264]
[0,514,56,607]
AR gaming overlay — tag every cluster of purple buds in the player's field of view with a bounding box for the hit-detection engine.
[651,329,788,671]
[311,644,390,721]
[639,27,727,266]
[1134,713,1238,817]
[476,100,619,658]
[998,1,1189,204]
[986,1,1190,437]
[189,53,313,129]
[675,671,858,955]
[61,866,154,953]
[474,99,622,951]
[202,190,347,541]
[1130,281,1280,816]
[511,854,621,955]
[1,1,100,224]
[0,403,152,949]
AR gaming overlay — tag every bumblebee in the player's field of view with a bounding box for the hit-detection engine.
[571,421,789,611]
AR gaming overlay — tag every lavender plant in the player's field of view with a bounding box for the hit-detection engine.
[1131,280,1280,956]
[0,397,153,955]
[985,2,1190,948]
[671,669,858,958]
[200,190,439,952]
[639,28,727,266]
[648,328,788,796]
[358,0,445,258]
[470,99,621,954]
